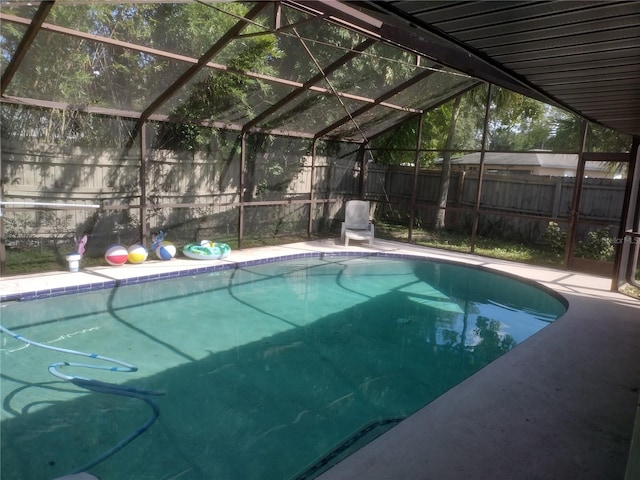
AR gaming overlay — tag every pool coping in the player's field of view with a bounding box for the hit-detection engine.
[0,238,593,304]
[2,238,639,480]
[0,247,566,309]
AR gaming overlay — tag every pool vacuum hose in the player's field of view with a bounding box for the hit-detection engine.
[0,324,163,475]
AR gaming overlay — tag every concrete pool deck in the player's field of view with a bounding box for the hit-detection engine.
[1,238,639,479]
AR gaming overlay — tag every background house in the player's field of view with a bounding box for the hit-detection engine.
[448,151,613,177]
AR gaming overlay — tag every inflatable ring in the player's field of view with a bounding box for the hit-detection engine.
[183,240,231,260]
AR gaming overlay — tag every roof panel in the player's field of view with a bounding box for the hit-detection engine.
[329,103,415,141]
[385,70,478,112]
[374,0,640,136]
[490,38,640,64]
[258,89,365,134]
[324,43,428,99]
[441,2,638,38]
[157,66,297,125]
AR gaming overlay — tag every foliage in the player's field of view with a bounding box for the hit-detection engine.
[542,222,567,257]
[372,84,489,166]
[369,117,421,165]
[1,2,284,149]
[585,123,633,153]
[542,222,615,261]
[370,84,631,168]
[575,228,615,261]
[4,212,72,249]
[545,113,632,153]
[488,86,548,150]
[3,214,36,249]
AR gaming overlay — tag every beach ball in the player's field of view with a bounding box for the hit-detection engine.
[127,244,148,264]
[155,241,176,260]
[105,244,128,266]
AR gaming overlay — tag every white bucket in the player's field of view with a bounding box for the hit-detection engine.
[66,253,82,272]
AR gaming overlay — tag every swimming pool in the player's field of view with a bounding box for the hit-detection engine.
[0,254,567,480]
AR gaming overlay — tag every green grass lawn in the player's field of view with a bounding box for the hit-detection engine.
[374,222,564,268]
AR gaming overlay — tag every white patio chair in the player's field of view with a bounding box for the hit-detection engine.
[341,200,374,246]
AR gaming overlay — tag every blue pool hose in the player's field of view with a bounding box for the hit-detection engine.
[0,324,164,474]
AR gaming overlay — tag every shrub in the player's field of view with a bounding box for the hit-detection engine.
[575,228,615,261]
[542,221,567,257]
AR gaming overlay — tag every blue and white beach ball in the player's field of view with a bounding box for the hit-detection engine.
[105,244,128,266]
[155,241,176,260]
[127,244,148,264]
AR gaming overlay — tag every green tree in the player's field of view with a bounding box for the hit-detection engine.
[430,85,488,229]
[546,112,632,153]
[487,87,547,151]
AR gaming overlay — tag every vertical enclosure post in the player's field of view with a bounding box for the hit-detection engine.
[139,122,148,245]
[612,137,640,290]
[408,113,424,242]
[357,142,366,198]
[308,139,317,238]
[238,132,246,248]
[564,120,589,269]
[628,142,640,287]
[0,187,5,276]
[470,84,493,253]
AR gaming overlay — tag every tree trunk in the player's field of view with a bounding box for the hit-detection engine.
[433,96,462,230]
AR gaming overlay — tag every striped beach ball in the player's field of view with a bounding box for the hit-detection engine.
[105,244,128,266]
[127,244,148,264]
[155,241,176,260]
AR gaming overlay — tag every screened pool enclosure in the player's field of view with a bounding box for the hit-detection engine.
[1,1,639,291]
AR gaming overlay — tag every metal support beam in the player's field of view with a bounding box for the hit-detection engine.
[308,139,318,237]
[0,175,5,276]
[139,123,148,245]
[470,83,493,253]
[408,113,424,242]
[564,120,589,269]
[238,132,247,248]
[612,137,640,289]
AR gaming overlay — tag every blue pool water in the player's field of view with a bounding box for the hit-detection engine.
[0,255,566,480]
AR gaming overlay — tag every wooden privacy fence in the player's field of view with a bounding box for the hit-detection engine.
[1,143,626,247]
[365,165,626,240]
[0,142,357,249]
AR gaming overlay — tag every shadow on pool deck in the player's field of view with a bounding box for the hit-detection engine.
[1,238,639,479]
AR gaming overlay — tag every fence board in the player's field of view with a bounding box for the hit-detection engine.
[365,165,626,240]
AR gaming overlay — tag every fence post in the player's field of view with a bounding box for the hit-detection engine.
[454,170,465,228]
[408,113,424,241]
[552,176,563,219]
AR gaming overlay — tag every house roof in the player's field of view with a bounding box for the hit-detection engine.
[449,151,584,169]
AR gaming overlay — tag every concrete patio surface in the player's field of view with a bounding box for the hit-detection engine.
[1,239,639,480]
